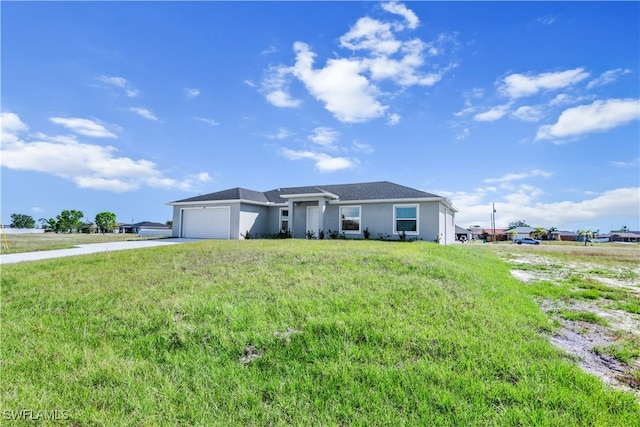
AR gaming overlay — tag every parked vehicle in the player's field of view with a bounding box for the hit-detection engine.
[513,237,541,245]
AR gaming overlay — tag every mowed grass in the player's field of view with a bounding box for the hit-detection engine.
[0,232,154,254]
[2,240,638,426]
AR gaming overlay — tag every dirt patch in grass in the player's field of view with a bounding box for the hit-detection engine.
[508,252,640,398]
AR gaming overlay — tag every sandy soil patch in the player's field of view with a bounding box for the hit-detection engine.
[508,253,640,398]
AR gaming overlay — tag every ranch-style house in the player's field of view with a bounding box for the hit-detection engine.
[167,181,458,244]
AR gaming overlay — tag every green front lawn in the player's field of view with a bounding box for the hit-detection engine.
[2,240,638,425]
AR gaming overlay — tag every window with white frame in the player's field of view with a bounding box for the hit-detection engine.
[339,206,361,233]
[394,205,418,234]
[279,208,289,233]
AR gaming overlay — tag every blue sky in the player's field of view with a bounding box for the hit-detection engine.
[2,1,639,232]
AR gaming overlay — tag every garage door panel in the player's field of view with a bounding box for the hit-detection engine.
[182,208,230,239]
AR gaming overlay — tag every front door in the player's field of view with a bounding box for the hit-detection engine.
[306,206,319,238]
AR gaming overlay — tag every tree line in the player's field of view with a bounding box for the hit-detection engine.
[9,211,118,234]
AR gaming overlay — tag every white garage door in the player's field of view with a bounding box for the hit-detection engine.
[181,207,230,239]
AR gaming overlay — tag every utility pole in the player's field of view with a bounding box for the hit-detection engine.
[492,203,496,243]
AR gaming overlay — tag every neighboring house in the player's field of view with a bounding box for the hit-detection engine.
[485,228,507,242]
[549,230,579,241]
[455,225,472,242]
[118,221,171,236]
[507,227,536,240]
[471,227,506,242]
[167,181,458,244]
[609,231,640,243]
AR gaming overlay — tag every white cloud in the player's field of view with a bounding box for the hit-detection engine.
[484,169,553,184]
[262,2,454,123]
[499,68,589,99]
[266,127,294,140]
[97,75,139,98]
[442,186,640,231]
[308,127,340,150]
[536,98,640,141]
[50,117,117,138]
[292,42,387,123]
[196,117,220,127]
[586,68,632,89]
[548,93,593,107]
[262,65,301,108]
[98,75,127,87]
[340,16,402,56]
[185,88,200,99]
[1,112,29,140]
[455,128,470,141]
[536,15,559,26]
[129,107,160,121]
[279,148,358,172]
[474,103,511,122]
[511,105,543,122]
[607,157,639,168]
[266,90,301,108]
[352,141,374,154]
[1,113,204,193]
[381,1,420,29]
[387,113,401,125]
[244,80,256,88]
[195,172,212,182]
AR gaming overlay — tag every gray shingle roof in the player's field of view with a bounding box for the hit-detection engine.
[172,187,270,204]
[171,181,441,204]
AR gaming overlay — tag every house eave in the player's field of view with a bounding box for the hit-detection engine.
[280,191,340,200]
[329,197,458,212]
[167,199,273,207]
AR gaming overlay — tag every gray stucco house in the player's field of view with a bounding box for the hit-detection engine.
[167,181,458,244]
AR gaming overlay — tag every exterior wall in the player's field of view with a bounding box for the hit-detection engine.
[265,205,289,236]
[421,202,441,243]
[173,199,455,244]
[291,200,450,242]
[291,201,315,238]
[238,203,269,239]
[172,202,270,239]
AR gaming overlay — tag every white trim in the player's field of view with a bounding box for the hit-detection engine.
[279,207,290,233]
[281,191,339,200]
[339,205,361,234]
[168,199,274,207]
[393,204,419,235]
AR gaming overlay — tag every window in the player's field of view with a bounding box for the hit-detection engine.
[340,206,361,233]
[279,208,289,232]
[394,205,418,234]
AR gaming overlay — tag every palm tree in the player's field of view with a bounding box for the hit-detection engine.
[509,229,518,242]
[531,227,547,240]
[547,226,558,241]
[578,229,593,246]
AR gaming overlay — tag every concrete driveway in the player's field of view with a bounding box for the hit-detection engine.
[0,238,198,265]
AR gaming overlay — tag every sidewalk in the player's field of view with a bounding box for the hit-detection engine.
[0,239,197,265]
